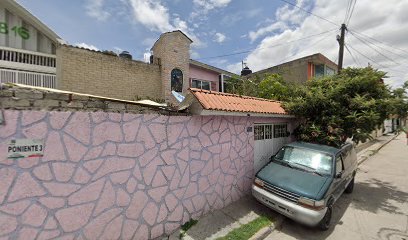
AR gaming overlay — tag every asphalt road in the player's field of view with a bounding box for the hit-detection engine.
[265,134,408,240]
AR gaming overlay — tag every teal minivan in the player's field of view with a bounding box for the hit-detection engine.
[252,141,357,230]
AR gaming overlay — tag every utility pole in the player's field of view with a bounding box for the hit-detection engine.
[337,23,347,72]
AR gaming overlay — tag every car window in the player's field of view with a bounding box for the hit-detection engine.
[274,146,333,175]
[335,155,343,175]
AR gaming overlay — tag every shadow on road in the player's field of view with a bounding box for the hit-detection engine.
[352,178,408,215]
[273,177,408,240]
[273,192,354,240]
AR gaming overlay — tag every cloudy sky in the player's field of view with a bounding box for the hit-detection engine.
[16,0,408,88]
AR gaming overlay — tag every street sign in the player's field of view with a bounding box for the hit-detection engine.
[7,139,44,159]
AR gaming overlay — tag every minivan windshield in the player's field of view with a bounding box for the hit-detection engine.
[274,146,333,176]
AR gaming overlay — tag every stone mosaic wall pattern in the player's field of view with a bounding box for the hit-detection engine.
[0,110,256,239]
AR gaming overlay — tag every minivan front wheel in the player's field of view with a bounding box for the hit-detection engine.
[318,206,332,231]
[345,178,355,194]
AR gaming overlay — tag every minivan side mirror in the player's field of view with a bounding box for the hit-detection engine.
[335,171,343,179]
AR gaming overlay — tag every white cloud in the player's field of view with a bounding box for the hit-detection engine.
[193,0,232,10]
[126,0,204,48]
[75,43,99,51]
[191,0,232,19]
[214,32,227,43]
[248,0,311,42]
[232,0,408,88]
[85,0,111,21]
[127,0,173,32]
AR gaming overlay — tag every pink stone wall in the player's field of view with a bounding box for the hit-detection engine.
[189,64,219,91]
[0,110,278,239]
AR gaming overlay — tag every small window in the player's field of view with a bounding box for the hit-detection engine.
[191,79,211,90]
[314,64,325,77]
[326,67,335,75]
[335,155,343,175]
[274,124,288,138]
[264,125,273,139]
[254,124,274,140]
[171,69,183,92]
[254,125,264,140]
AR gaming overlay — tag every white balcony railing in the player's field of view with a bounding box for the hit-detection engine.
[0,46,56,68]
[0,68,56,88]
[0,46,56,74]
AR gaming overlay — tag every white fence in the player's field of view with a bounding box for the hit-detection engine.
[0,68,56,88]
[0,46,56,68]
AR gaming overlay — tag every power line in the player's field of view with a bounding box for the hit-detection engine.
[272,31,336,65]
[346,0,357,25]
[344,0,353,24]
[349,31,399,65]
[347,44,386,68]
[348,44,407,75]
[344,43,361,66]
[349,29,408,55]
[196,29,337,60]
[276,0,339,27]
[349,30,407,59]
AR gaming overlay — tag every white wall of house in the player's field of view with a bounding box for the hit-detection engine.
[0,4,55,54]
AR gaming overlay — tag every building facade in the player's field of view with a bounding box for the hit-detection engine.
[0,0,60,89]
[245,53,338,84]
[0,0,236,104]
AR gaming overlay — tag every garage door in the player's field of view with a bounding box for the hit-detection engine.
[254,123,289,173]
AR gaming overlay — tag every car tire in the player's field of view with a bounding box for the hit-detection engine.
[345,178,354,194]
[318,206,332,231]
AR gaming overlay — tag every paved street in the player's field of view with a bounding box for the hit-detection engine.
[265,134,408,240]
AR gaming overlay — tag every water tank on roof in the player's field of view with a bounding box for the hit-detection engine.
[119,51,132,60]
[241,62,252,76]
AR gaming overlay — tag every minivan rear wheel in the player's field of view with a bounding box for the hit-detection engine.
[318,206,332,231]
[345,178,355,194]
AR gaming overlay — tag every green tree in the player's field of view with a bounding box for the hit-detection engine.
[388,81,408,119]
[284,67,391,146]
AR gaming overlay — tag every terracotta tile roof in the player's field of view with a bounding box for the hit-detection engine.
[189,88,288,115]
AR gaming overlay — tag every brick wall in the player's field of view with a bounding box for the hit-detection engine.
[151,31,192,103]
[57,46,163,101]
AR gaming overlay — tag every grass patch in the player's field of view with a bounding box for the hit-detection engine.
[216,215,273,240]
[179,219,198,239]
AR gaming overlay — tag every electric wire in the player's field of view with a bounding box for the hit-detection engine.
[347,44,387,68]
[349,30,407,59]
[344,0,353,24]
[276,0,339,27]
[349,31,399,65]
[346,0,357,25]
[271,30,336,66]
[349,29,408,56]
[344,43,361,66]
[196,29,337,60]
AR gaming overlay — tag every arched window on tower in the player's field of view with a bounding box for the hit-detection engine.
[171,69,183,93]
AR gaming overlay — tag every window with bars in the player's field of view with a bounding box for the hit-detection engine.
[254,125,265,140]
[254,124,277,140]
[274,124,288,138]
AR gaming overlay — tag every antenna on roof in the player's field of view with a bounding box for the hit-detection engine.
[241,61,252,76]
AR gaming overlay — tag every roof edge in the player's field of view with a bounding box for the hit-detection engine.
[4,0,60,41]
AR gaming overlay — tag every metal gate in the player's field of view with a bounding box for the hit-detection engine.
[254,123,289,173]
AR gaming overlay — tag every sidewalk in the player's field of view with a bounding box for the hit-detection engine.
[355,133,398,165]
[172,134,398,240]
[170,195,283,240]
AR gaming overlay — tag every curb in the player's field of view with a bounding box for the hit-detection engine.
[249,215,284,240]
[357,134,399,166]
